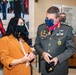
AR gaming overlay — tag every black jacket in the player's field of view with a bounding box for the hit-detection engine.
[14,0,24,13]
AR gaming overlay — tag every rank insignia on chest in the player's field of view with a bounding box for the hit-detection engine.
[58,39,62,45]
[49,68,53,71]
[56,30,64,36]
[40,30,47,37]
[48,31,51,35]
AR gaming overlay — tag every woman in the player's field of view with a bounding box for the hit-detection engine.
[0,16,35,75]
[1,0,8,19]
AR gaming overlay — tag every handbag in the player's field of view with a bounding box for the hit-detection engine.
[45,57,55,73]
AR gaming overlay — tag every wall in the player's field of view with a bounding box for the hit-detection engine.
[34,0,76,37]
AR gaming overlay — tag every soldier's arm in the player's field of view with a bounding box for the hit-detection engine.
[57,26,76,64]
[34,26,44,56]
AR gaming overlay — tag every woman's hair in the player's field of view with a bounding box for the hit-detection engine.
[4,16,30,44]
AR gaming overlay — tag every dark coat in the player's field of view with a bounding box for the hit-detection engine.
[34,23,76,75]
[14,0,24,13]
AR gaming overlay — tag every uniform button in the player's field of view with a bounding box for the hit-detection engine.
[41,38,43,40]
[48,50,50,52]
[50,38,52,40]
[48,44,51,46]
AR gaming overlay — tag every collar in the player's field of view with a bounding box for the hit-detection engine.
[46,21,60,31]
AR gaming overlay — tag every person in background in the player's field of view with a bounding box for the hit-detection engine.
[20,0,25,18]
[34,6,76,75]
[0,16,36,75]
[1,0,8,20]
[24,0,29,14]
[0,18,5,36]
[14,0,25,18]
[9,0,14,13]
[59,13,68,25]
[0,0,2,12]
[14,0,21,17]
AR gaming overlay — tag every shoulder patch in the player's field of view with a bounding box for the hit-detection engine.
[61,22,71,27]
[61,22,71,26]
[39,23,45,27]
[72,30,75,34]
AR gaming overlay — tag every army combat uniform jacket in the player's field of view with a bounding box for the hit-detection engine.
[34,23,76,75]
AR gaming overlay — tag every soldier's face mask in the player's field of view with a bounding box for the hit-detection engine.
[60,18,66,22]
[45,18,54,27]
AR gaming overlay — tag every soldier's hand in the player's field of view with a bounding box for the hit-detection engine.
[42,52,52,63]
[50,57,58,66]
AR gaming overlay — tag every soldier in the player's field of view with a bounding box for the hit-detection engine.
[34,6,76,75]
[60,13,66,22]
[59,12,68,25]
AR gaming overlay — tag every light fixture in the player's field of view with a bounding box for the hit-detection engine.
[35,0,38,3]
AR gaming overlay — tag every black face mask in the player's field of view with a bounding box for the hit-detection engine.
[60,18,66,22]
[16,25,26,34]
[16,25,29,36]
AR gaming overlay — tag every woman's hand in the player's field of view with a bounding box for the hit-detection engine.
[9,52,35,66]
[21,52,36,63]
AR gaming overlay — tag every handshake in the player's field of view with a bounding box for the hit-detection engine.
[45,57,55,73]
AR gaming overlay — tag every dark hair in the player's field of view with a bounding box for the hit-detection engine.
[4,16,30,44]
[60,13,66,16]
[47,6,60,18]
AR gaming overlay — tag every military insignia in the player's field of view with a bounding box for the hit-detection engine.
[58,39,62,45]
[72,30,74,34]
[49,68,53,71]
[40,31,43,35]
[48,31,51,35]
[48,50,50,52]
[56,30,64,36]
[46,34,48,36]
[50,38,52,40]
[56,33,59,36]
[40,30,47,37]
[59,30,64,32]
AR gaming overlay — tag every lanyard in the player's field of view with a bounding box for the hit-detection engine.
[19,39,30,67]
[19,40,26,55]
